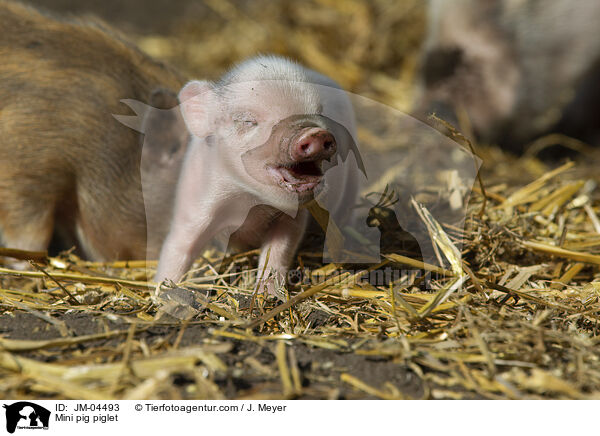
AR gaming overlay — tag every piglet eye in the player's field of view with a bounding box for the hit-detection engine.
[233,113,258,129]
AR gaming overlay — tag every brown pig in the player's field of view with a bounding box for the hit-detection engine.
[154,56,362,294]
[417,0,600,152]
[0,1,186,261]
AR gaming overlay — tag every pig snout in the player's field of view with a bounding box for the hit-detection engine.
[291,128,336,162]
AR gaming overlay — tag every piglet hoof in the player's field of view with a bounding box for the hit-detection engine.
[153,278,176,301]
[255,272,287,301]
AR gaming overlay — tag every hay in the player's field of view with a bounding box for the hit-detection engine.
[2,0,600,400]
[2,149,600,399]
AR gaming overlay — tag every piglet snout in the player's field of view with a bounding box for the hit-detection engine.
[291,128,336,162]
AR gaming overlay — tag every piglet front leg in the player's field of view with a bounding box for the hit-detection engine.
[154,139,224,285]
[155,214,216,285]
[255,210,308,299]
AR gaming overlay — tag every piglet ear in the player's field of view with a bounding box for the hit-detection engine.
[179,80,214,138]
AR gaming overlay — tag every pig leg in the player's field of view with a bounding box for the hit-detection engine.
[154,136,222,284]
[156,195,257,285]
[256,210,308,298]
[0,199,55,269]
[155,212,219,285]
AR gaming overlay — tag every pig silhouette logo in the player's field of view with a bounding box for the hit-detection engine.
[2,402,50,433]
[365,186,423,261]
[114,56,480,296]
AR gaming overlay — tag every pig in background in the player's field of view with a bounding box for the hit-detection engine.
[416,0,600,153]
[0,1,186,263]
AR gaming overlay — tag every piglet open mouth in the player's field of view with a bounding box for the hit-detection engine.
[268,161,324,193]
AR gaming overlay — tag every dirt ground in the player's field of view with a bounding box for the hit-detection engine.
[0,311,429,399]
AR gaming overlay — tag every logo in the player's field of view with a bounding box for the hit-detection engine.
[2,402,50,434]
